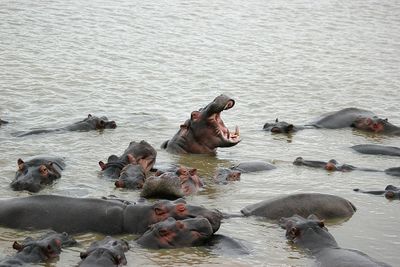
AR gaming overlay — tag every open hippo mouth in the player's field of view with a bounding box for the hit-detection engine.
[206,99,240,147]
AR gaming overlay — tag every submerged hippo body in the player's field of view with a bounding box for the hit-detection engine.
[140,166,203,199]
[354,185,400,200]
[99,140,157,180]
[79,237,129,267]
[214,161,276,184]
[0,195,222,235]
[11,156,65,192]
[308,108,376,129]
[15,114,117,137]
[293,157,380,172]
[279,215,391,267]
[0,231,76,266]
[351,144,400,157]
[137,217,214,249]
[241,193,356,221]
[161,94,240,154]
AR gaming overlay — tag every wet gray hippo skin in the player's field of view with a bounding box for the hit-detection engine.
[354,185,400,200]
[351,117,400,135]
[241,193,356,220]
[384,167,400,177]
[79,237,129,267]
[15,114,117,137]
[279,215,391,267]
[293,157,380,172]
[351,144,400,157]
[99,140,157,180]
[0,231,76,267]
[137,217,214,249]
[214,161,276,184]
[161,94,241,154]
[0,195,222,234]
[11,156,65,193]
[140,166,203,199]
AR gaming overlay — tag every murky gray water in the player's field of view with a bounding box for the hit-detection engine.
[1,0,399,266]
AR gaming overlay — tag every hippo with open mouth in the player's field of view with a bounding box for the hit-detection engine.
[161,94,240,154]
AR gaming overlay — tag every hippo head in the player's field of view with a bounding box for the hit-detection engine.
[279,214,337,250]
[164,94,240,154]
[214,168,241,184]
[0,118,8,125]
[124,199,222,234]
[263,118,295,133]
[351,116,392,133]
[136,217,213,249]
[12,232,76,262]
[11,158,62,192]
[115,164,146,189]
[79,236,129,266]
[85,114,117,130]
[384,185,400,200]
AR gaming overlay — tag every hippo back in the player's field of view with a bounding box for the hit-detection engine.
[241,193,356,220]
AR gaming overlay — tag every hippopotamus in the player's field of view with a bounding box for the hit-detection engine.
[241,193,356,221]
[114,164,146,189]
[354,185,400,200]
[137,217,214,249]
[14,114,117,137]
[351,117,400,136]
[0,195,222,234]
[214,161,276,184]
[351,144,400,157]
[279,214,391,267]
[263,118,310,133]
[99,140,157,180]
[79,237,129,267]
[293,157,380,172]
[263,108,397,135]
[140,166,203,199]
[11,156,65,192]
[161,94,241,154]
[0,231,76,266]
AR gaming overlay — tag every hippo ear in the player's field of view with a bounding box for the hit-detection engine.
[275,118,279,122]
[191,111,201,121]
[99,161,106,170]
[12,241,24,251]
[80,251,89,259]
[17,159,25,170]
[189,168,197,176]
[317,220,325,228]
[307,214,321,221]
[87,114,92,118]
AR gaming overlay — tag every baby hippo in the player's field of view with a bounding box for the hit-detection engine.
[79,236,129,267]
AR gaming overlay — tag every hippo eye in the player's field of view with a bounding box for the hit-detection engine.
[317,221,325,228]
[158,229,169,236]
[154,207,166,216]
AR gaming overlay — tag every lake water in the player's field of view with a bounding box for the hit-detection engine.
[0,0,399,266]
